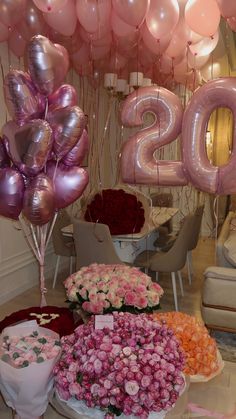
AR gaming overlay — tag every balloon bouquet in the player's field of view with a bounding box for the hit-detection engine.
[0,35,89,307]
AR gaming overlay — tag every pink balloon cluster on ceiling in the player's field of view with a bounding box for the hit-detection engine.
[0,0,234,91]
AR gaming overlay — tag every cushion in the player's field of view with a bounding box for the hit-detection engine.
[223,230,236,266]
[204,266,236,281]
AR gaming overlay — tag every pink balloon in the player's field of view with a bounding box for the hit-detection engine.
[62,129,89,166]
[50,25,83,54]
[112,0,149,27]
[227,16,236,32]
[48,84,78,110]
[146,0,179,40]
[182,78,236,194]
[43,0,77,36]
[0,139,10,168]
[17,1,48,41]
[0,168,25,220]
[216,0,236,18]
[189,31,219,57]
[2,120,53,177]
[91,44,111,60]
[23,173,55,225]
[185,0,220,37]
[8,28,26,57]
[173,56,189,75]
[141,22,171,55]
[188,51,210,69]
[111,10,137,37]
[33,0,67,13]
[76,0,111,33]
[175,69,201,91]
[46,161,89,209]
[47,106,85,159]
[28,35,69,96]
[120,86,187,186]
[4,70,45,126]
[165,21,188,59]
[79,22,111,43]
[0,22,10,42]
[0,0,26,27]
[108,52,127,72]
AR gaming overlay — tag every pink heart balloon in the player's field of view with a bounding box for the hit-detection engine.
[28,35,69,96]
[3,70,45,126]
[62,129,89,166]
[0,139,10,168]
[46,161,88,209]
[48,84,78,110]
[23,173,55,225]
[0,168,25,220]
[2,120,53,177]
[47,105,85,159]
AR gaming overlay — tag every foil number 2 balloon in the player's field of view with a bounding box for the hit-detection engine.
[120,86,188,186]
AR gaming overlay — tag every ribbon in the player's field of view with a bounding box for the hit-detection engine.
[188,403,236,419]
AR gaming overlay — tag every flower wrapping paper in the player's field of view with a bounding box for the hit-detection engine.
[0,320,61,419]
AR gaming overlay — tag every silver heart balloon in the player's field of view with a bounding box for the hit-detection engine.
[23,173,55,225]
[46,161,88,209]
[47,105,86,159]
[62,129,89,166]
[0,168,25,220]
[28,35,69,96]
[3,70,45,126]
[2,119,53,177]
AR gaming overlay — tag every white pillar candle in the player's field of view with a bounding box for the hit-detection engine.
[129,72,143,87]
[116,79,127,93]
[104,73,117,88]
[142,78,152,87]
[124,84,130,96]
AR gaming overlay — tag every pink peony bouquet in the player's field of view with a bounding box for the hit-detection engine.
[54,312,185,418]
[64,264,163,314]
[0,321,61,419]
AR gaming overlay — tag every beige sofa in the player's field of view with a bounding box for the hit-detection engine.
[201,266,236,332]
[216,211,236,268]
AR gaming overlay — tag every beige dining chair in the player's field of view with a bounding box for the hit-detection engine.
[72,219,123,269]
[151,192,174,248]
[52,209,75,289]
[133,214,195,311]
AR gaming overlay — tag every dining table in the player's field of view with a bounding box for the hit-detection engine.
[61,206,179,263]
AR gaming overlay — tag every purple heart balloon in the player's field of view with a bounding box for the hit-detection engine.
[0,168,25,220]
[48,84,78,110]
[47,161,88,209]
[23,173,55,226]
[28,35,69,96]
[62,128,89,166]
[47,105,86,159]
[2,119,53,177]
[3,70,45,126]
[0,138,11,168]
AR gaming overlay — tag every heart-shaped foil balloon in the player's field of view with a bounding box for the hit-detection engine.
[47,105,85,159]
[23,173,55,225]
[46,161,88,209]
[48,84,78,110]
[2,120,53,177]
[0,168,25,220]
[62,129,89,166]
[3,70,45,126]
[0,139,10,168]
[28,35,69,96]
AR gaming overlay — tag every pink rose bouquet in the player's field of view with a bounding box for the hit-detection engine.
[64,264,163,314]
[54,312,185,418]
[0,321,61,419]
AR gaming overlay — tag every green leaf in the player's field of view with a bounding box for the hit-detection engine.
[55,340,61,346]
[13,352,20,360]
[76,372,83,384]
[37,357,44,363]
[33,347,41,355]
[21,360,29,368]
[38,337,47,344]
[108,405,122,416]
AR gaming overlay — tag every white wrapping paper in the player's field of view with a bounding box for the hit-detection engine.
[0,321,61,419]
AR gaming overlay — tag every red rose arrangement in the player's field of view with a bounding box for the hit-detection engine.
[84,189,145,235]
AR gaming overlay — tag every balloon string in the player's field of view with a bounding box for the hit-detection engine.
[213,195,219,263]
[53,159,59,183]
[44,98,49,119]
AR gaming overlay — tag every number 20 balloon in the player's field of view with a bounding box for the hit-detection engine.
[120,86,188,186]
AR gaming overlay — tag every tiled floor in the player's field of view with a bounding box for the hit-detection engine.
[0,238,235,418]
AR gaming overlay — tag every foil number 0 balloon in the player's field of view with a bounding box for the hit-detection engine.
[120,86,188,186]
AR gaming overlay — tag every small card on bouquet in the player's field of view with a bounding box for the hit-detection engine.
[95,315,114,330]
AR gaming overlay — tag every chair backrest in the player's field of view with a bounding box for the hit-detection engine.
[188,205,204,251]
[52,209,74,257]
[151,193,173,208]
[73,219,122,269]
[150,214,195,272]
